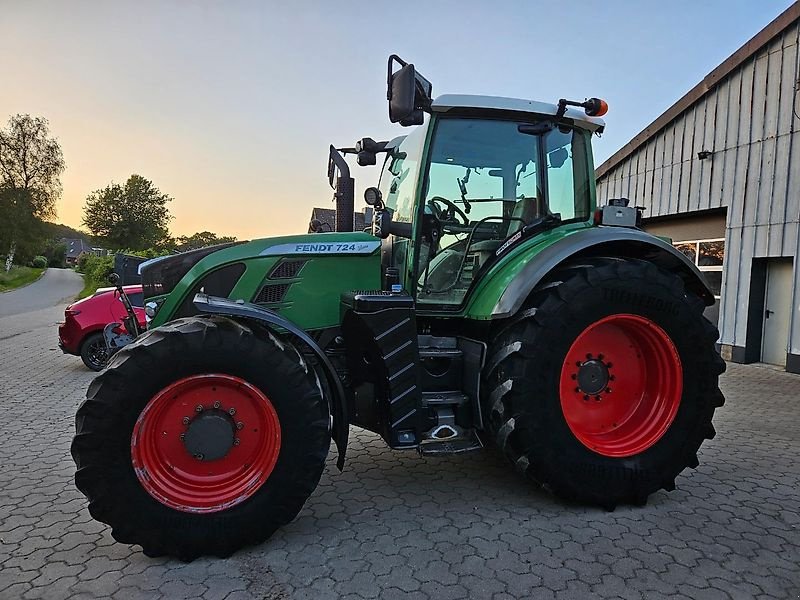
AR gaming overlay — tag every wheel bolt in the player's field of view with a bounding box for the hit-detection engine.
[179,433,185,441]
[607,362,613,368]
[586,353,592,359]
[213,401,221,409]
[194,453,204,460]
[583,394,590,401]
[571,373,577,380]
[594,395,601,402]
[605,387,612,393]
[609,375,616,381]
[598,354,604,360]
[228,408,236,416]
[574,387,581,393]
[195,405,203,413]
[236,422,244,430]
[182,416,190,425]
[234,438,240,446]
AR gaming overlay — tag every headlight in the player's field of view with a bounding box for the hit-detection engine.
[144,301,159,318]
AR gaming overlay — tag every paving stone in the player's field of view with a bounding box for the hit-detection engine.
[0,305,799,599]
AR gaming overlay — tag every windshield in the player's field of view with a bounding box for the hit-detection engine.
[417,117,591,306]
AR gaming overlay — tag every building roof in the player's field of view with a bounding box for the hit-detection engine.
[308,207,373,233]
[62,238,93,259]
[431,94,605,132]
[596,1,800,180]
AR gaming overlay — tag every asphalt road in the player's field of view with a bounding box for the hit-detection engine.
[0,268,83,318]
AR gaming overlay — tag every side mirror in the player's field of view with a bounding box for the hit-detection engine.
[389,64,421,125]
[108,272,121,285]
[387,55,431,126]
[355,137,387,167]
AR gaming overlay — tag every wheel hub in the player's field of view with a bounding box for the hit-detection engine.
[576,358,610,395]
[130,373,282,513]
[559,314,683,457]
[183,410,236,461]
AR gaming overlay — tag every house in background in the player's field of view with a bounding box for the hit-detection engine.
[62,238,93,266]
[595,2,800,373]
[308,207,374,233]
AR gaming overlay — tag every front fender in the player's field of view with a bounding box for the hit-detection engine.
[475,227,715,319]
[192,293,348,469]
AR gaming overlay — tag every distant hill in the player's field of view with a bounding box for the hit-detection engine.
[41,222,95,244]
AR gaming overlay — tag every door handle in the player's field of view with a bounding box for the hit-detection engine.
[765,309,774,319]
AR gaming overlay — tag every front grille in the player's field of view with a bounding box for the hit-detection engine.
[255,283,291,304]
[269,259,307,279]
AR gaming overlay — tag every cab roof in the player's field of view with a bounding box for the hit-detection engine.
[430,94,605,132]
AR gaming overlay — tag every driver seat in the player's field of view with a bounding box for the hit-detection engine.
[508,197,540,234]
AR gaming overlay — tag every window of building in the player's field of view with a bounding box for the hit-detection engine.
[673,238,724,299]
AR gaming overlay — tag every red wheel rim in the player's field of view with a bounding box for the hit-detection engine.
[131,374,281,513]
[559,314,682,457]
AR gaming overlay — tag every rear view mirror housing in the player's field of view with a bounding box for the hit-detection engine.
[387,55,432,126]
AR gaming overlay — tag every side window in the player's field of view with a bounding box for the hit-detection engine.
[545,129,577,220]
[126,292,144,307]
[544,128,591,222]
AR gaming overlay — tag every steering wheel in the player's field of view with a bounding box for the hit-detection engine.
[427,196,469,226]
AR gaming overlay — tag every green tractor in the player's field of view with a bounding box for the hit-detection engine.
[72,55,725,560]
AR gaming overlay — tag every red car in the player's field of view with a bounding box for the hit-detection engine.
[59,285,146,371]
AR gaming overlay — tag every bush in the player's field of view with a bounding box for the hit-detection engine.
[84,255,114,285]
[44,242,67,268]
[76,253,91,273]
[76,254,115,299]
[31,256,47,269]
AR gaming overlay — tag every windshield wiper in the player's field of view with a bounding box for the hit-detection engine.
[457,168,472,214]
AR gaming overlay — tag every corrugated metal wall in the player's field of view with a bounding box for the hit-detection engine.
[596,22,800,356]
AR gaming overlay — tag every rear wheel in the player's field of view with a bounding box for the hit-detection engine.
[72,316,329,560]
[80,332,108,371]
[482,258,725,508]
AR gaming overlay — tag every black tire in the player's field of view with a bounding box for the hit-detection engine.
[482,258,725,509]
[71,316,330,560]
[80,332,108,371]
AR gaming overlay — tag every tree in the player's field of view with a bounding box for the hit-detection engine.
[175,231,237,252]
[0,114,65,270]
[43,240,67,268]
[82,175,173,251]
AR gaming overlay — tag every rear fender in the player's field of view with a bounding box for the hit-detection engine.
[490,227,715,318]
[192,293,349,469]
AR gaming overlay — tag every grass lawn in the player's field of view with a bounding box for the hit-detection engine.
[0,266,46,292]
[76,272,99,299]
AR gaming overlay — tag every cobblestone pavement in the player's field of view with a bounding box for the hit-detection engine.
[1,305,798,600]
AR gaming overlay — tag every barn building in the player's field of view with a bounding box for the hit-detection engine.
[596,2,800,374]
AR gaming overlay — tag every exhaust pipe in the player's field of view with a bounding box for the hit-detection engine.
[328,145,354,232]
[335,175,355,232]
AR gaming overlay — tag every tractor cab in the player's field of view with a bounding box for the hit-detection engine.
[371,106,597,307]
[329,55,607,309]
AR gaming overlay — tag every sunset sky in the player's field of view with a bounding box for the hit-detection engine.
[1,1,792,240]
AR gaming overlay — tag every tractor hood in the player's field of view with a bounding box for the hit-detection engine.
[144,232,383,330]
[256,233,381,258]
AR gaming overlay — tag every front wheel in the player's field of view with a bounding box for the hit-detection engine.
[482,258,725,508]
[71,316,330,560]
